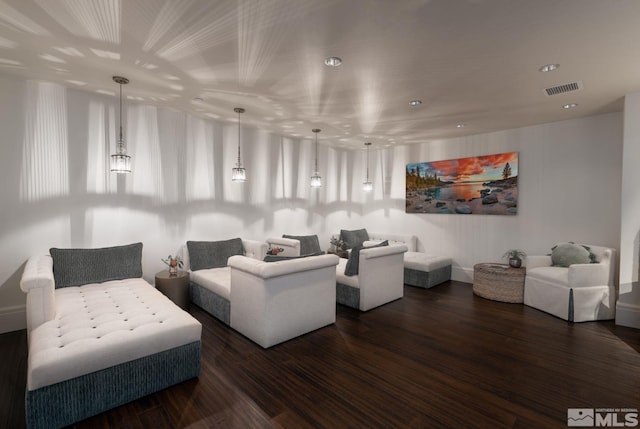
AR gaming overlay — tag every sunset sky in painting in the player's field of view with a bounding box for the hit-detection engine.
[407,152,518,183]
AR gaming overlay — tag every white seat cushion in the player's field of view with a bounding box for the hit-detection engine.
[335,258,360,288]
[27,278,201,391]
[404,252,451,271]
[189,267,231,300]
[526,266,569,286]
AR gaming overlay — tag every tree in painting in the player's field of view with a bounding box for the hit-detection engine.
[502,162,512,180]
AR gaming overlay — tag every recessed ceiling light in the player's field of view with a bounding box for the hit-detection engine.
[456,124,465,128]
[409,100,422,106]
[324,56,342,67]
[539,63,559,72]
[562,103,578,109]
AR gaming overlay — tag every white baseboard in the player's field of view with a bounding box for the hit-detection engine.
[452,266,473,283]
[0,305,26,334]
[616,283,640,329]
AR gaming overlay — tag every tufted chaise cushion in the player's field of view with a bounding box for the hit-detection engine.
[27,278,201,391]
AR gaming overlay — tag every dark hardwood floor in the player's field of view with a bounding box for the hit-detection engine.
[2,281,639,429]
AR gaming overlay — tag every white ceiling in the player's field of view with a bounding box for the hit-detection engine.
[1,0,640,149]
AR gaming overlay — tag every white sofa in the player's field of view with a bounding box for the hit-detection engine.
[186,239,266,325]
[186,240,340,347]
[228,254,339,348]
[335,244,408,311]
[524,244,617,322]
[20,251,201,429]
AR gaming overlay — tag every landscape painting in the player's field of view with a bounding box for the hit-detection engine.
[406,152,518,215]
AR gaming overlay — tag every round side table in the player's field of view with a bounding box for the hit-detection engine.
[155,270,190,310]
[328,249,349,259]
[473,263,526,303]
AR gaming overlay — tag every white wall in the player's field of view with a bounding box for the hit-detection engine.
[616,91,640,328]
[620,92,640,286]
[363,113,623,281]
[0,73,624,332]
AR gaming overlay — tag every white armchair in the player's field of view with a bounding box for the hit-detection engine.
[228,254,339,348]
[335,244,408,311]
[265,237,301,257]
[524,244,616,322]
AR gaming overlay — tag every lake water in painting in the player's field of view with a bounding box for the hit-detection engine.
[426,182,486,201]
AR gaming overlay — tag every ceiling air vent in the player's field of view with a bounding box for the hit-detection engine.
[544,80,583,96]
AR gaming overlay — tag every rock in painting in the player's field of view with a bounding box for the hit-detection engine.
[482,194,498,204]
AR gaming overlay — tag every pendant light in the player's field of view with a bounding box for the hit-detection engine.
[232,107,247,182]
[310,128,322,188]
[363,142,373,192]
[110,76,131,174]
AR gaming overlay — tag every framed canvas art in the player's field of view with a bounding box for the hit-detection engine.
[406,152,518,215]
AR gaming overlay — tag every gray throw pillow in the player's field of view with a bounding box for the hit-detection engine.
[551,242,597,267]
[50,242,143,288]
[344,240,388,276]
[264,251,324,262]
[282,234,322,255]
[340,228,370,250]
[187,238,244,271]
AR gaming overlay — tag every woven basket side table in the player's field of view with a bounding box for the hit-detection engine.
[473,263,526,303]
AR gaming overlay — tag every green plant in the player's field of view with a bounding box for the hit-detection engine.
[502,249,526,260]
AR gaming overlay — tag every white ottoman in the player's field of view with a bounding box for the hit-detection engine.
[404,252,452,288]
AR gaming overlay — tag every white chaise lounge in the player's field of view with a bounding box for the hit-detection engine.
[366,232,452,288]
[186,238,340,348]
[20,243,202,429]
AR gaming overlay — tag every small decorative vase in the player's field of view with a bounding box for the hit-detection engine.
[509,258,522,268]
[169,265,178,275]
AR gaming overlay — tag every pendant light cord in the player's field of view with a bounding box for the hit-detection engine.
[118,81,123,150]
[237,109,241,167]
[314,132,319,171]
[366,144,370,181]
